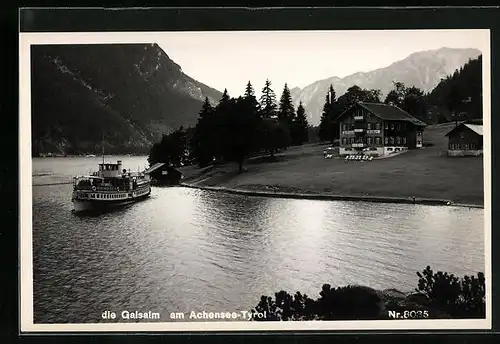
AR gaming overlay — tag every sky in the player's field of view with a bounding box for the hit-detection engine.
[157,30,488,99]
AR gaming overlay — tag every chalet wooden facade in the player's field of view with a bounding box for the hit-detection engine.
[336,102,427,157]
[444,123,483,156]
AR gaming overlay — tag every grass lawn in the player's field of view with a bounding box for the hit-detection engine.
[180,123,484,206]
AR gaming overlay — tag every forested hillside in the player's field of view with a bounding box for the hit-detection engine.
[31,44,222,156]
[426,55,482,123]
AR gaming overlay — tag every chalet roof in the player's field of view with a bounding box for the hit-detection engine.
[445,123,483,137]
[143,162,166,174]
[357,102,428,127]
[335,102,427,127]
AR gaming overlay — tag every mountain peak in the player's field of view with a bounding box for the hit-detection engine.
[291,47,481,126]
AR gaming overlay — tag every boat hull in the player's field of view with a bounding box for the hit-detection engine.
[72,191,151,213]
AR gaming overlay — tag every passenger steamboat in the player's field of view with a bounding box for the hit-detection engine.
[71,159,151,212]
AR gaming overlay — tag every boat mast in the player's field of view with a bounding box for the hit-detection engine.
[102,129,105,165]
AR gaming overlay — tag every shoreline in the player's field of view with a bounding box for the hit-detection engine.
[179,182,484,209]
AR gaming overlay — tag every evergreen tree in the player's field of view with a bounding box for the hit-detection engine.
[191,97,217,167]
[199,97,214,120]
[259,79,277,119]
[244,80,255,98]
[318,85,337,143]
[211,88,233,161]
[218,96,260,173]
[243,81,261,116]
[291,101,309,145]
[242,81,261,154]
[220,88,230,103]
[278,83,296,125]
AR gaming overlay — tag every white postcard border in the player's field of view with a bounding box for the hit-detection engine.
[19,29,492,332]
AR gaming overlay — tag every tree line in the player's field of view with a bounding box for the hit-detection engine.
[317,55,482,143]
[148,80,310,171]
[148,55,481,166]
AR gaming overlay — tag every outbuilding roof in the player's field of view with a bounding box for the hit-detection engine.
[143,162,166,174]
[445,123,483,137]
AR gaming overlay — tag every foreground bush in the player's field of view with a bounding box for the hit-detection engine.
[251,266,485,320]
[416,266,485,318]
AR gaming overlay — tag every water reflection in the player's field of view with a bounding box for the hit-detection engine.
[32,159,485,323]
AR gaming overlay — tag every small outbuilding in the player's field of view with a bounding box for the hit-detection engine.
[143,163,183,185]
[444,123,483,156]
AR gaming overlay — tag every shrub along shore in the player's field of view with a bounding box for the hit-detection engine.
[249,266,485,320]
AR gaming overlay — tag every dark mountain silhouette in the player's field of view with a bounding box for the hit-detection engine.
[31,44,222,156]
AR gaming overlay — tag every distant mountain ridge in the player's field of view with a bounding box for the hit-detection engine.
[31,43,222,156]
[291,47,481,125]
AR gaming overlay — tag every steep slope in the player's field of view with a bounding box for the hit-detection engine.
[426,55,482,123]
[31,44,222,156]
[292,47,481,125]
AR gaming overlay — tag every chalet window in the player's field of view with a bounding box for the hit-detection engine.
[342,138,347,145]
[376,123,381,130]
[471,143,476,149]
[403,137,407,145]
[367,123,372,130]
[384,137,388,145]
[367,137,372,144]
[385,122,389,130]
[375,137,381,145]
[389,137,394,145]
[350,138,354,144]
[351,123,355,130]
[460,132,465,139]
[417,140,421,145]
[396,124,400,131]
[342,124,347,131]
[396,137,401,145]
[391,124,395,130]
[402,123,406,130]
[465,144,469,149]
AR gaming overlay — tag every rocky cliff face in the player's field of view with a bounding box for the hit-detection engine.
[31,43,222,156]
[291,47,481,125]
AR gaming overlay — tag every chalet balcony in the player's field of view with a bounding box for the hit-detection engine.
[353,115,364,121]
[352,143,367,148]
[342,130,355,135]
[354,128,365,133]
[366,129,381,135]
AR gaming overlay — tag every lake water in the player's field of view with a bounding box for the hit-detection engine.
[30,156,485,323]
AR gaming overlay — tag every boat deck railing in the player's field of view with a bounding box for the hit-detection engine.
[74,185,130,192]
